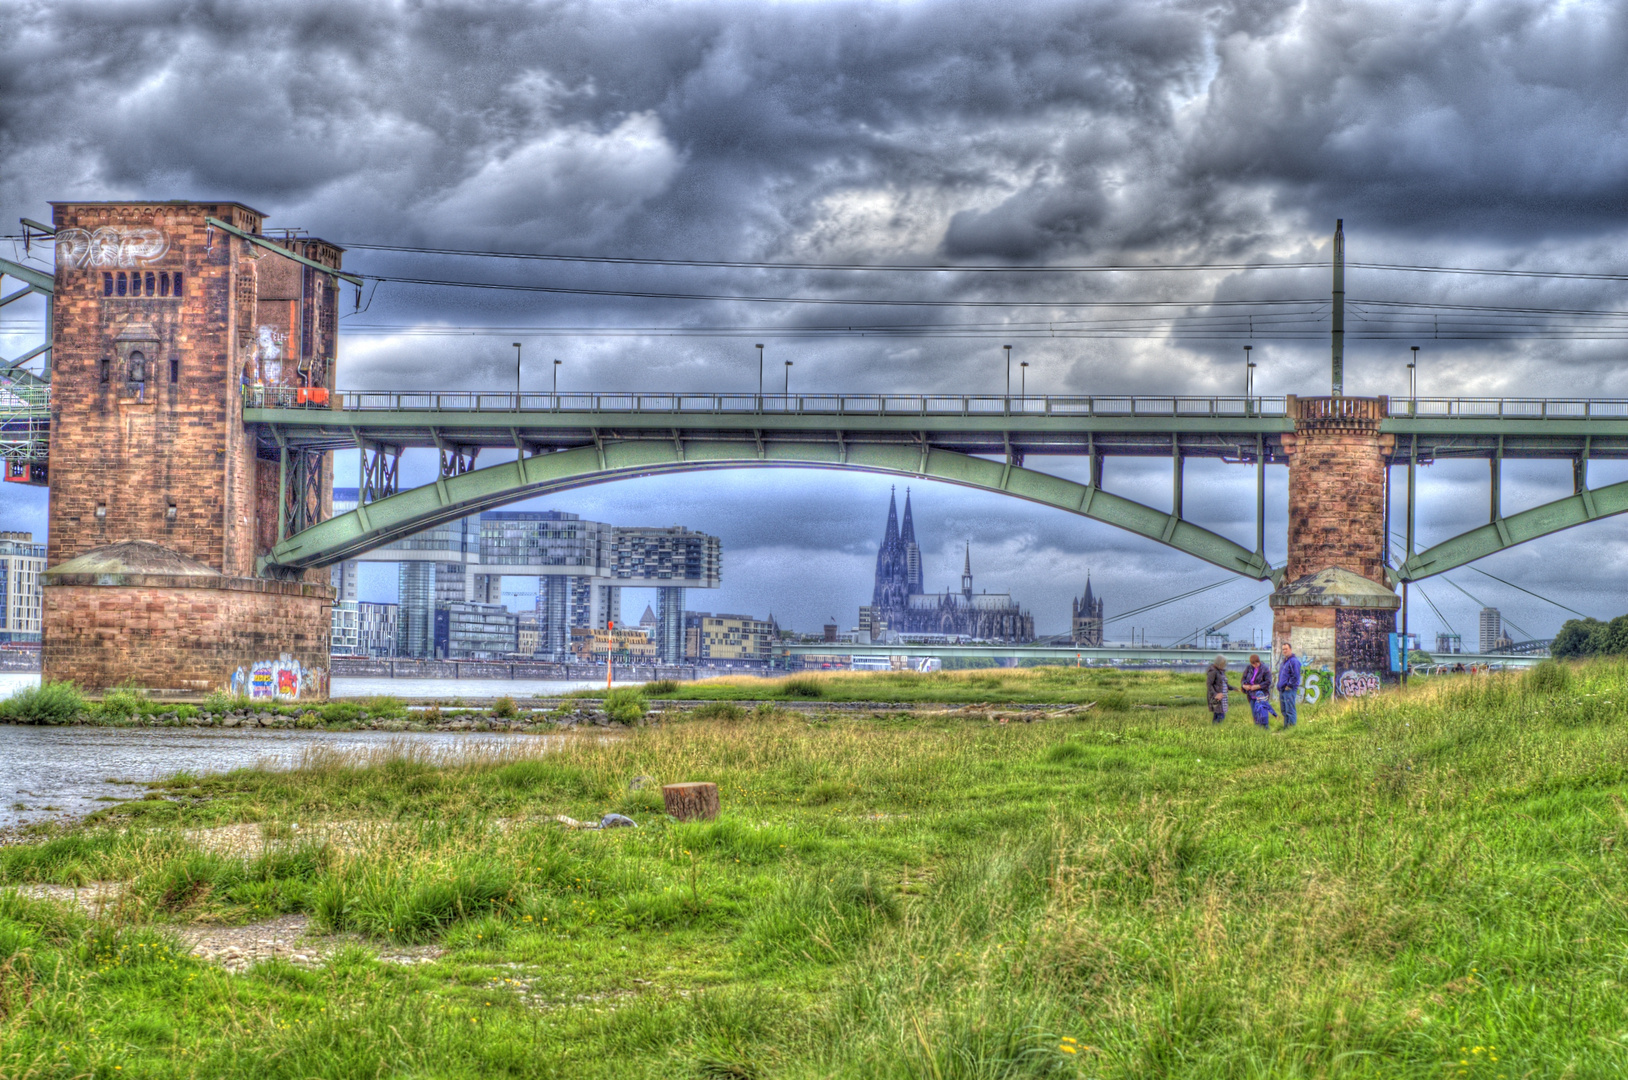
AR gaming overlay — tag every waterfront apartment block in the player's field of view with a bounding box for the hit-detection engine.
[357,601,398,657]
[0,532,45,643]
[328,492,720,661]
[684,611,778,664]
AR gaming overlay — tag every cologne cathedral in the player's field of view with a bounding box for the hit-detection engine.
[866,489,1035,642]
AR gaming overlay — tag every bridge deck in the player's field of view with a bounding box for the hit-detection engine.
[247,391,1628,462]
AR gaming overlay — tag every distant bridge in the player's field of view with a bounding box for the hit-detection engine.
[774,641,1546,668]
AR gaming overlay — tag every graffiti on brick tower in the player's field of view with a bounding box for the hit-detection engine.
[1337,670,1381,698]
[251,325,287,386]
[230,654,326,701]
[55,226,169,268]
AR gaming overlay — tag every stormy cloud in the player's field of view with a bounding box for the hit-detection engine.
[3,0,1627,641]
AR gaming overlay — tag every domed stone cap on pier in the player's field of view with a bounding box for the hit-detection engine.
[44,540,222,587]
[1268,566,1400,610]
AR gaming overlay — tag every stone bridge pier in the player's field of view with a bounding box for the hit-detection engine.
[1270,396,1400,687]
[40,201,340,699]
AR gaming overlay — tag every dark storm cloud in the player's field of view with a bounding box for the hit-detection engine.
[5,0,1628,638]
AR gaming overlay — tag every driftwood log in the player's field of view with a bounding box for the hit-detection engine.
[662,782,720,821]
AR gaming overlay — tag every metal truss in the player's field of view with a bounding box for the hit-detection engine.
[0,255,53,480]
[355,438,401,503]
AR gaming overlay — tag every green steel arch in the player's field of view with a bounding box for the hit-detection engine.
[264,437,1275,580]
[1397,477,1628,582]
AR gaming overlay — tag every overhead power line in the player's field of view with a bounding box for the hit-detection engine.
[332,240,1628,283]
[1104,576,1240,625]
[340,241,1326,273]
[356,273,1329,308]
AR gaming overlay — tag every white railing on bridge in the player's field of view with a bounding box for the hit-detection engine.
[312,390,1291,418]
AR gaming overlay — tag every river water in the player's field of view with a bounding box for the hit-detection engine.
[0,672,598,833]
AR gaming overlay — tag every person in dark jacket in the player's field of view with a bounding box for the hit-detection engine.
[1206,655,1233,723]
[1241,653,1275,727]
[1277,641,1301,729]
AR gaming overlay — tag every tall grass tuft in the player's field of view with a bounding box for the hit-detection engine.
[778,676,824,699]
[0,681,84,724]
[491,695,519,718]
[604,687,648,724]
[645,679,681,695]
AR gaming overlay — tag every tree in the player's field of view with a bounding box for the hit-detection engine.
[1553,617,1604,659]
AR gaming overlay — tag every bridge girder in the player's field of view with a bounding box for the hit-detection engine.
[1397,477,1628,581]
[264,437,1275,581]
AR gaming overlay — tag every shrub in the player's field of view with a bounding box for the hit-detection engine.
[491,695,518,718]
[645,679,681,695]
[363,695,407,720]
[779,676,824,699]
[421,704,442,723]
[319,701,361,724]
[604,687,647,724]
[173,704,199,721]
[693,702,745,722]
[0,681,84,725]
[94,685,150,721]
[202,689,249,714]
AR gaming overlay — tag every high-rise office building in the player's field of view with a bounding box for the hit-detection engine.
[1479,607,1503,653]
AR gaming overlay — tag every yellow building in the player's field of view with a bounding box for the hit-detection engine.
[570,625,657,661]
[684,612,776,662]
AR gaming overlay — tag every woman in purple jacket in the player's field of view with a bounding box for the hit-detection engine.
[1241,653,1275,728]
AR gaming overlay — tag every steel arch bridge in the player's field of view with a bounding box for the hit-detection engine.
[248,389,1628,582]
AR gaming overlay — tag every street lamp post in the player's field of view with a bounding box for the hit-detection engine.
[1003,344,1012,399]
[784,360,793,395]
[756,343,765,403]
[1019,360,1028,399]
[553,358,562,397]
[1244,344,1256,415]
[1409,345,1419,403]
[512,342,522,401]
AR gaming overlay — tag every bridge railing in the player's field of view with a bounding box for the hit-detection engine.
[1395,398,1628,419]
[321,391,1292,418]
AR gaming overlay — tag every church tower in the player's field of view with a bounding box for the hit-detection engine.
[870,487,909,624]
[961,542,973,599]
[1071,573,1105,647]
[901,488,923,595]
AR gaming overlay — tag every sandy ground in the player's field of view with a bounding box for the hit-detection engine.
[9,882,443,973]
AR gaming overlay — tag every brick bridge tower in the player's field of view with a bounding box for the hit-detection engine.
[41,201,340,699]
[1269,395,1400,688]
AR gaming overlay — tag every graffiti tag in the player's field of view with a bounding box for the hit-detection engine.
[1337,670,1382,698]
[56,227,169,269]
[229,654,326,701]
[1298,669,1333,707]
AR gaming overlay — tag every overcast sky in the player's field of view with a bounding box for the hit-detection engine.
[4,0,1627,644]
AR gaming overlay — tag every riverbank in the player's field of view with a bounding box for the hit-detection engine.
[1,658,1624,1076]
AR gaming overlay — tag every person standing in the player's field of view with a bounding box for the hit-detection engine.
[1242,653,1275,728]
[1277,641,1301,729]
[1206,655,1233,724]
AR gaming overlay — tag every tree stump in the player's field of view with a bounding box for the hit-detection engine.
[662,782,719,821]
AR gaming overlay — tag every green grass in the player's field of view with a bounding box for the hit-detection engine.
[603,665,1205,705]
[2,662,1628,1076]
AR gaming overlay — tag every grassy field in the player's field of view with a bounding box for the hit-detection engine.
[1,660,1626,1077]
[591,665,1217,705]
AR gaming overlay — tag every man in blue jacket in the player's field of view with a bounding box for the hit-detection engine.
[1276,641,1301,729]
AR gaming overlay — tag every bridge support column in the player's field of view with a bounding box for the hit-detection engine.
[1270,397,1400,694]
[40,201,340,699]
